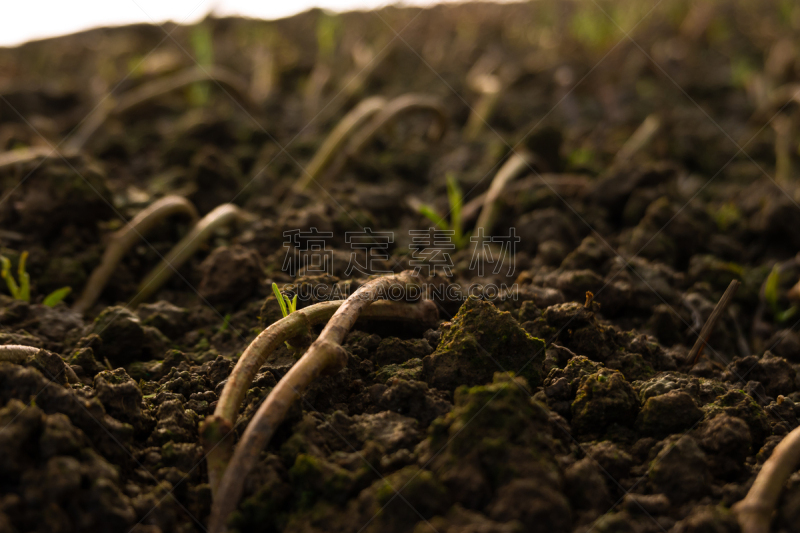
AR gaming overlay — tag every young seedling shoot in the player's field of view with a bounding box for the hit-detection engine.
[73,195,199,314]
[293,95,387,192]
[415,172,470,250]
[206,271,434,532]
[733,423,800,533]
[130,203,248,308]
[472,150,532,239]
[1,252,71,307]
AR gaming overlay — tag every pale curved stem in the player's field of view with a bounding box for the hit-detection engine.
[73,196,199,314]
[0,345,79,384]
[345,93,448,157]
[473,150,532,237]
[733,424,800,533]
[66,65,257,152]
[129,203,244,308]
[0,344,39,364]
[207,271,428,533]
[293,96,386,192]
[312,93,449,188]
[0,147,62,171]
[613,114,661,165]
[463,73,502,141]
[201,298,438,493]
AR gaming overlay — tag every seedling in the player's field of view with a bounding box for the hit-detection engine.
[765,265,797,323]
[272,282,298,317]
[294,93,448,192]
[1,252,71,307]
[417,172,471,249]
[74,195,198,314]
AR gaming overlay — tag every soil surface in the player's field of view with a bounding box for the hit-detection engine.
[2,2,800,532]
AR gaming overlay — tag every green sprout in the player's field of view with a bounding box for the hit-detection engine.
[1,252,71,307]
[189,24,214,106]
[417,172,471,249]
[1,251,29,301]
[765,264,797,323]
[272,282,298,318]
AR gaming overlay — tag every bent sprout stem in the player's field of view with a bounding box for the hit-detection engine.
[733,424,800,533]
[207,271,431,533]
[293,95,387,192]
[73,195,199,314]
[314,93,448,187]
[66,65,257,153]
[473,150,532,238]
[129,203,245,309]
[344,93,448,157]
[202,297,437,494]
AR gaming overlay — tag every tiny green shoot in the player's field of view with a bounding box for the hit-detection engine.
[765,264,798,323]
[417,172,471,249]
[272,282,298,318]
[1,251,71,306]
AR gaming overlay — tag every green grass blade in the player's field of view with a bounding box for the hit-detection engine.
[43,287,72,307]
[272,282,289,317]
[18,251,30,302]
[1,256,20,299]
[765,265,781,314]
[418,205,449,231]
[290,294,298,313]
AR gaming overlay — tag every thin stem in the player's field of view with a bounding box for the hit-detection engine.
[315,93,448,187]
[293,96,386,192]
[73,195,199,314]
[733,424,800,533]
[207,271,427,533]
[0,146,59,171]
[473,150,532,238]
[688,279,741,366]
[66,65,257,152]
[0,344,39,364]
[129,203,244,308]
[202,298,437,494]
[463,73,502,141]
[613,114,661,165]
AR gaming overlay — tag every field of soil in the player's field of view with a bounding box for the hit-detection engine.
[3,1,800,532]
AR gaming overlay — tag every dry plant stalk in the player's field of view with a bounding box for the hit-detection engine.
[207,271,428,533]
[473,150,532,237]
[130,203,244,308]
[688,279,741,366]
[66,65,256,152]
[613,114,661,165]
[0,146,58,171]
[293,96,387,192]
[73,195,198,314]
[314,93,448,187]
[733,424,800,533]
[201,298,437,493]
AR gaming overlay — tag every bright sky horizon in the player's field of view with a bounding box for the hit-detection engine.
[0,0,504,48]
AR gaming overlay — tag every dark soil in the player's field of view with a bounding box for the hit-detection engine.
[2,2,800,532]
